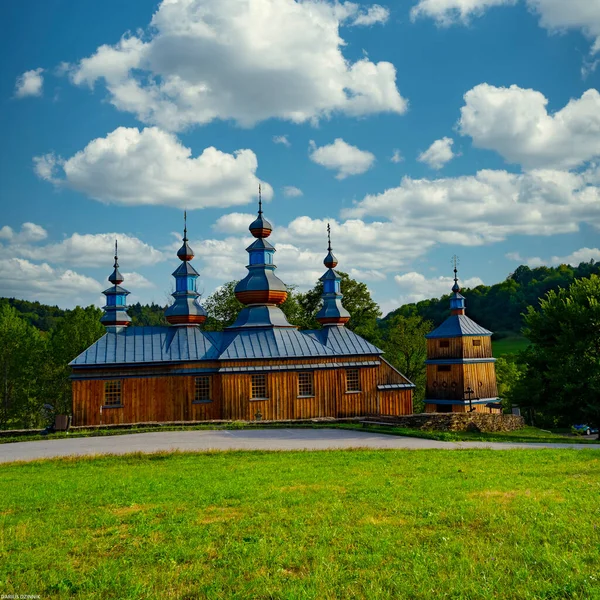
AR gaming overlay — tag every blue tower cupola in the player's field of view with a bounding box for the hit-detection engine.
[234,185,288,307]
[100,240,132,331]
[164,212,207,326]
[229,186,294,329]
[450,257,466,316]
[316,224,350,326]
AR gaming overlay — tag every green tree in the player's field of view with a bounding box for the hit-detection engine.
[512,274,600,430]
[380,314,432,412]
[0,304,46,429]
[44,306,105,415]
[494,355,523,412]
[203,282,306,330]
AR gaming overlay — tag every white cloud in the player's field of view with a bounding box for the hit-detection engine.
[67,0,406,131]
[411,0,600,58]
[417,137,456,169]
[309,138,375,179]
[506,247,600,267]
[0,223,48,243]
[273,135,291,147]
[212,213,257,234]
[394,271,485,304]
[0,227,164,268]
[282,186,303,198]
[0,258,102,307]
[343,167,600,243]
[34,126,271,209]
[350,4,390,26]
[14,68,44,98]
[459,84,600,170]
[410,0,514,25]
[121,272,156,288]
[390,149,404,163]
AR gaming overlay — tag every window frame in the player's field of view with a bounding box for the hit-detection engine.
[297,371,315,398]
[250,374,269,400]
[193,375,212,404]
[437,365,451,373]
[472,339,482,347]
[103,380,123,408]
[346,368,361,393]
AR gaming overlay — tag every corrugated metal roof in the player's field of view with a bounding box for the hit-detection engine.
[70,325,383,366]
[425,315,492,339]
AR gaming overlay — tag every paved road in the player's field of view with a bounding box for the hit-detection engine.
[1,429,599,463]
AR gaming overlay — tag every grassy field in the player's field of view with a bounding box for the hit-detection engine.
[1,450,599,599]
[492,335,530,356]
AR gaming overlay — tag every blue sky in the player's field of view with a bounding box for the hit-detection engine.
[1,0,600,315]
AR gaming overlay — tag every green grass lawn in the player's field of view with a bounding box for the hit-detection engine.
[1,450,599,599]
[492,335,530,356]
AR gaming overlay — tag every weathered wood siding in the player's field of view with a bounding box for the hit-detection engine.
[72,356,413,425]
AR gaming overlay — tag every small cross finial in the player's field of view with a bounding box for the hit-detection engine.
[258,184,262,215]
[114,239,119,267]
[451,254,459,280]
[327,223,332,251]
[183,210,187,241]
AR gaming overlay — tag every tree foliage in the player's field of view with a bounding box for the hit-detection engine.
[512,274,600,430]
[379,314,433,412]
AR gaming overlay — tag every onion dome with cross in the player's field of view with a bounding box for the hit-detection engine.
[100,240,132,331]
[164,212,207,326]
[316,224,350,326]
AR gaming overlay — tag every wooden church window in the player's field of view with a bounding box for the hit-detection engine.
[473,339,481,346]
[251,374,268,399]
[298,372,314,397]
[437,365,451,372]
[194,376,211,403]
[346,369,361,392]
[104,380,122,406]
[439,340,450,348]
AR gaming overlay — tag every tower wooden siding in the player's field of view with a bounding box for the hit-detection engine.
[72,358,412,426]
[426,337,493,360]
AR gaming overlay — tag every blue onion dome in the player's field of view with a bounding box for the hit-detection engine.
[449,263,466,316]
[101,240,131,330]
[165,213,207,326]
[234,191,288,307]
[249,184,272,238]
[316,224,350,326]
[324,251,338,268]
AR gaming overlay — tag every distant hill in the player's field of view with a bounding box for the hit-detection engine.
[1,298,167,331]
[383,260,600,337]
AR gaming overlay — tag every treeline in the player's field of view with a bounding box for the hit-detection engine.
[385,261,600,335]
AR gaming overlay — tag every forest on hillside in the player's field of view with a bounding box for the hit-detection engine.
[385,261,600,336]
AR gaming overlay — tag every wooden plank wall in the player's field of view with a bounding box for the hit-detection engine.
[427,337,493,360]
[425,364,465,401]
[72,356,414,425]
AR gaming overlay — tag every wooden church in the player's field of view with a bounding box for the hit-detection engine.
[424,263,500,413]
[70,196,415,426]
